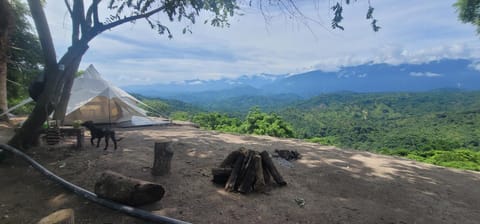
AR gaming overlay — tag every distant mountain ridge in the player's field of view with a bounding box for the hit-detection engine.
[124,58,480,102]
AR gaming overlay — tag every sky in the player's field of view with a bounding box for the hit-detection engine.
[43,0,480,86]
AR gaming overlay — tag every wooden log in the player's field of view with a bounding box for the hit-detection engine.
[253,155,266,192]
[224,153,245,192]
[37,208,75,224]
[238,151,259,193]
[263,166,272,185]
[235,150,256,190]
[219,149,244,168]
[94,170,165,206]
[151,141,174,176]
[211,168,232,185]
[260,151,287,186]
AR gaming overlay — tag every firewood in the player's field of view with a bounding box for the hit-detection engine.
[260,151,287,186]
[220,148,245,168]
[235,150,256,190]
[238,151,259,193]
[224,153,245,192]
[263,166,272,185]
[211,168,232,185]
[253,155,266,192]
[94,171,165,206]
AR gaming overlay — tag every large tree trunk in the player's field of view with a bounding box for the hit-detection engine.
[0,0,12,121]
[8,47,86,149]
[0,41,8,120]
[52,58,82,123]
[8,0,88,149]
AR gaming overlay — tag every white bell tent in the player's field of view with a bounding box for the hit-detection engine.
[64,65,167,126]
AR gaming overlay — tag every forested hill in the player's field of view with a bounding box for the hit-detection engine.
[280,90,480,151]
[137,90,480,171]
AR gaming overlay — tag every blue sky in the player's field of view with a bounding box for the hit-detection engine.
[43,0,480,86]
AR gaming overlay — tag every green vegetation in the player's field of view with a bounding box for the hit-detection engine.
[191,108,294,138]
[279,91,480,171]
[140,90,480,171]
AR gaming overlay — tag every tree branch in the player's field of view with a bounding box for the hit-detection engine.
[64,0,73,16]
[96,6,166,35]
[73,0,87,40]
[86,0,101,28]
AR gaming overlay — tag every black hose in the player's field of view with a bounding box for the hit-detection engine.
[0,143,191,224]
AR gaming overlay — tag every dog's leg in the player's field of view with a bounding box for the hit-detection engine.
[90,137,95,146]
[111,133,117,150]
[104,136,109,150]
[97,137,101,148]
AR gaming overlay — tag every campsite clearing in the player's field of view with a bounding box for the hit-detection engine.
[1,123,480,224]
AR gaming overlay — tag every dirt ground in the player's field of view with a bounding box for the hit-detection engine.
[1,122,480,224]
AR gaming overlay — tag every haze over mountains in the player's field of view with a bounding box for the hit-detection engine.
[124,59,480,103]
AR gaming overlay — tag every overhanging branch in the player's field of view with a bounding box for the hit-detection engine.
[97,6,166,34]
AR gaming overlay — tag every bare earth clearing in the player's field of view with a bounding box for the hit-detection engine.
[1,123,480,224]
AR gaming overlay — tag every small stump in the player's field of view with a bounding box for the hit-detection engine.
[151,141,174,176]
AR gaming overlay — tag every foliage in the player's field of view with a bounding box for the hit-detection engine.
[277,90,480,171]
[190,107,294,138]
[239,107,294,138]
[192,112,241,132]
[280,91,480,152]
[379,148,480,171]
[454,0,480,34]
[133,93,204,118]
[7,0,43,114]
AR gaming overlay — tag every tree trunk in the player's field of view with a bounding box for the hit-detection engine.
[94,170,165,206]
[151,141,174,176]
[0,0,12,121]
[0,56,7,121]
[8,46,86,149]
[53,57,82,123]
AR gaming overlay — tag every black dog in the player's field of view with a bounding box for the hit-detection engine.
[82,121,123,150]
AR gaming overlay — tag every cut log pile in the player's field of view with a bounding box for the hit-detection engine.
[212,148,287,194]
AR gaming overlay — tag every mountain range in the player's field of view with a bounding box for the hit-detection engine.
[123,59,480,104]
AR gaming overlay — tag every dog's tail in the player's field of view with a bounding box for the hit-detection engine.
[116,137,124,142]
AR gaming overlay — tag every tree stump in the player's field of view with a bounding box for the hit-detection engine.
[151,141,174,176]
[94,170,165,206]
[37,208,75,224]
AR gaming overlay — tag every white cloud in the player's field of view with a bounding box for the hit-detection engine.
[409,72,443,77]
[469,61,480,71]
